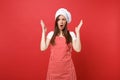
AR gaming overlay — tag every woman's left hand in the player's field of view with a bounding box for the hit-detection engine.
[75,19,83,33]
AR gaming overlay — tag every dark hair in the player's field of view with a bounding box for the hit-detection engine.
[50,15,72,45]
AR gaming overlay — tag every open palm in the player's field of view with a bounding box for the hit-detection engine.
[40,20,47,32]
[75,19,83,33]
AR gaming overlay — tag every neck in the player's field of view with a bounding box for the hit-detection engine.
[59,30,63,36]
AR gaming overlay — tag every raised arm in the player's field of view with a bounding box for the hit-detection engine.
[40,20,51,51]
[72,20,83,52]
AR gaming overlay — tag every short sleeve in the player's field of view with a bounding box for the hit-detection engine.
[47,31,54,39]
[70,31,77,41]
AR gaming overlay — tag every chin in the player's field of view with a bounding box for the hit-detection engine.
[58,27,64,31]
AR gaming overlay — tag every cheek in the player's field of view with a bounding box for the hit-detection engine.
[63,21,67,25]
[57,21,60,25]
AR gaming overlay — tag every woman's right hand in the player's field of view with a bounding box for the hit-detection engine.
[40,20,47,32]
[40,20,50,51]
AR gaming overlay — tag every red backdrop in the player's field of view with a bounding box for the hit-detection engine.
[0,0,120,80]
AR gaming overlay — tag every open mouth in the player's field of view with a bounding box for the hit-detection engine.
[60,25,63,27]
[59,24,64,30]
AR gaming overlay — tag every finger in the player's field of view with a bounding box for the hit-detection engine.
[41,20,43,25]
[41,20,45,27]
[75,27,78,31]
[40,19,42,24]
[78,20,83,29]
[79,20,83,26]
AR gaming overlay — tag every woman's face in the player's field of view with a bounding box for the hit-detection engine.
[57,15,67,31]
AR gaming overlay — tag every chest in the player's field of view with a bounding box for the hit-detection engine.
[51,37,72,50]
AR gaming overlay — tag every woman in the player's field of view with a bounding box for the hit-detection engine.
[40,8,83,80]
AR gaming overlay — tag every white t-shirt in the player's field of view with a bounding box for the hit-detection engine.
[47,31,77,41]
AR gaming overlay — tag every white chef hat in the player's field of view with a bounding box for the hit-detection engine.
[55,8,71,23]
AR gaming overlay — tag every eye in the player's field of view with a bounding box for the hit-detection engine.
[62,18,66,21]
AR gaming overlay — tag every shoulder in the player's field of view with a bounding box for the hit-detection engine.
[48,31,54,35]
[70,31,75,35]
[69,31,76,37]
[47,31,54,39]
[69,31,76,41]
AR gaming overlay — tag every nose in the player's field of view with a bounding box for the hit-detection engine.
[59,19,63,24]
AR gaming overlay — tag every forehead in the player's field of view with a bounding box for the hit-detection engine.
[58,15,66,19]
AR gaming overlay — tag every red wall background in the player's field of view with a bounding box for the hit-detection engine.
[0,0,120,80]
